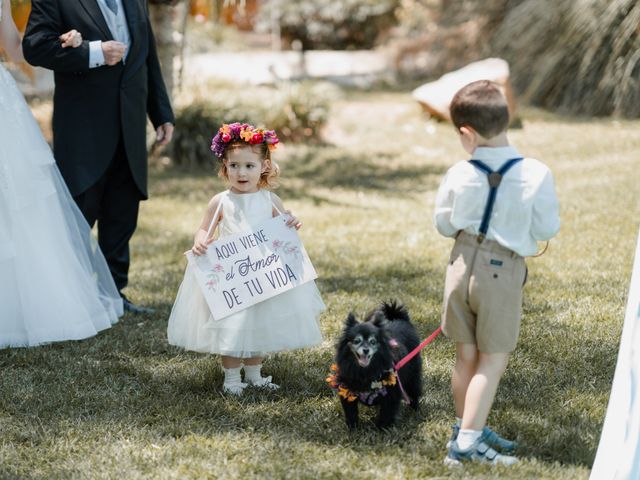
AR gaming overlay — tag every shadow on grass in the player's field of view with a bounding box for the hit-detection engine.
[281,147,447,193]
[148,146,448,207]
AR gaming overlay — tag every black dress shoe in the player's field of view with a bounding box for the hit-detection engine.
[121,295,155,314]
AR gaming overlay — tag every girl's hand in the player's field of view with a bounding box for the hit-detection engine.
[59,30,83,48]
[284,210,302,230]
[192,237,214,256]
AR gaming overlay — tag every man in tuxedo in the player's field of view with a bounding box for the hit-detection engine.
[23,0,174,314]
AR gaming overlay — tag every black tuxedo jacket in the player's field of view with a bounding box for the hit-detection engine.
[22,0,174,198]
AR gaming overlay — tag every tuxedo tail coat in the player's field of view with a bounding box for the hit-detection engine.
[22,0,174,198]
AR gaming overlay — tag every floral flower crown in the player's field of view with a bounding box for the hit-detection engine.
[210,122,280,159]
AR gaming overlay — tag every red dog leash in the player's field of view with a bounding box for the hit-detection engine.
[395,326,442,371]
[393,326,443,403]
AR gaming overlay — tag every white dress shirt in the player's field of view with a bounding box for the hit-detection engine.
[434,145,560,257]
[89,0,131,68]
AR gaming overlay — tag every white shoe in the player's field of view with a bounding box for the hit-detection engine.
[223,382,248,396]
[247,376,280,390]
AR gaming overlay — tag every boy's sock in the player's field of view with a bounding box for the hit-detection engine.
[456,429,482,450]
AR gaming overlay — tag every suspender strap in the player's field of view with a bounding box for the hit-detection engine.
[468,157,523,243]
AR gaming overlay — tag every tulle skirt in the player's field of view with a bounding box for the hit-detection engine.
[0,63,123,348]
[167,262,325,357]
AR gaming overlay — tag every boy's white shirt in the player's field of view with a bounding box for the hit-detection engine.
[434,145,560,257]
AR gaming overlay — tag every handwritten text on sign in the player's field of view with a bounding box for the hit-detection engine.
[186,215,318,320]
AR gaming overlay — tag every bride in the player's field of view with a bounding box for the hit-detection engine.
[0,0,122,348]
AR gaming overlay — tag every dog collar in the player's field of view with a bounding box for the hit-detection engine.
[326,364,398,405]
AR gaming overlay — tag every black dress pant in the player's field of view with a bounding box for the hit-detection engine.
[73,140,142,293]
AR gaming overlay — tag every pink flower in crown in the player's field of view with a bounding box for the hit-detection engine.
[264,130,279,151]
[221,133,231,143]
[229,123,242,136]
[250,131,264,145]
[264,130,279,144]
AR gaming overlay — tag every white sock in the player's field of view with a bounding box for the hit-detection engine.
[457,429,482,450]
[243,364,263,383]
[223,367,243,386]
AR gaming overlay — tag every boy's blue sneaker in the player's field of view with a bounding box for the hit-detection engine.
[444,437,519,467]
[447,424,518,453]
[482,426,518,453]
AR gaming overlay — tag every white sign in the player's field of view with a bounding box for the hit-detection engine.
[186,216,318,320]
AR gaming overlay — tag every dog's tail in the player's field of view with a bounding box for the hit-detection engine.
[380,300,410,322]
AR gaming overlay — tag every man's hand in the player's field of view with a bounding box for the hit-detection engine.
[155,123,174,146]
[59,29,83,48]
[101,41,126,65]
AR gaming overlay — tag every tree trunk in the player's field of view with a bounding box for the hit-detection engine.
[148,1,188,101]
[175,1,190,92]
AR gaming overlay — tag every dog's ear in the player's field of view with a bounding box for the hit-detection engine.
[345,313,358,328]
[371,311,388,328]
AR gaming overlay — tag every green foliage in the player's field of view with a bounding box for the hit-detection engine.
[169,82,337,169]
[260,0,400,50]
[394,0,640,118]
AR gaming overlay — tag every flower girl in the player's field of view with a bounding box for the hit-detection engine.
[168,123,324,395]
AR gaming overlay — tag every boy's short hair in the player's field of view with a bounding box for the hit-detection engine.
[449,80,509,138]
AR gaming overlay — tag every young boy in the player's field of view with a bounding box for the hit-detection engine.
[434,80,560,466]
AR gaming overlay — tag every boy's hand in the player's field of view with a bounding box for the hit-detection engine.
[59,29,82,48]
[192,237,214,256]
[284,210,302,230]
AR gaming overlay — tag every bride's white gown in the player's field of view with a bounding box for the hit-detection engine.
[0,5,123,347]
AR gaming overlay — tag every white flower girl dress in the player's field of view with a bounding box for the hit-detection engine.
[168,189,324,357]
[0,3,123,347]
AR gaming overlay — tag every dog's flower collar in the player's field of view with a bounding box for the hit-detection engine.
[326,364,397,405]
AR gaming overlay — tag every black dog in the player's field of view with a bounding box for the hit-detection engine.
[330,301,423,429]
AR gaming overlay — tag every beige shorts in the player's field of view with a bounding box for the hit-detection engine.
[441,232,527,353]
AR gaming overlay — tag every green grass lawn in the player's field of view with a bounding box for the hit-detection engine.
[2,90,639,479]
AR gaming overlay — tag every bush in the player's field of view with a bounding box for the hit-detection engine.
[169,82,337,169]
[393,0,640,118]
[258,0,400,50]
